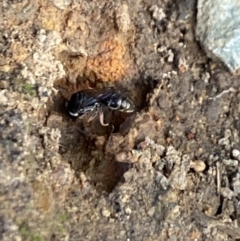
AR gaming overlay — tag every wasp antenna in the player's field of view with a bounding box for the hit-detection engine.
[99,107,109,126]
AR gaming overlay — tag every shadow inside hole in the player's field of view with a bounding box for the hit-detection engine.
[46,92,132,193]
[48,71,159,193]
[49,92,69,118]
[87,158,131,193]
[132,74,160,109]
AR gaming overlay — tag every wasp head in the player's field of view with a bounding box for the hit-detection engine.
[67,92,85,117]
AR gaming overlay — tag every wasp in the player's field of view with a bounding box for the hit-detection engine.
[67,88,135,126]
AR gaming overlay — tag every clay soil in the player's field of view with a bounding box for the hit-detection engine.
[1,0,240,240]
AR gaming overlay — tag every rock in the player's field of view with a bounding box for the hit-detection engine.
[232,149,240,161]
[169,154,190,190]
[147,207,155,217]
[220,187,236,199]
[196,0,240,73]
[190,160,206,172]
[102,208,111,217]
[222,159,238,167]
[36,29,47,43]
[232,173,240,194]
[45,30,62,49]
[0,90,8,103]
[115,4,132,33]
[52,0,72,10]
[149,5,166,21]
[0,80,9,89]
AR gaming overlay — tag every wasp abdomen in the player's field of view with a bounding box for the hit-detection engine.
[107,95,134,113]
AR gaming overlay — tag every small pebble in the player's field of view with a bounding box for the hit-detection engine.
[115,151,127,162]
[0,90,8,103]
[37,29,47,43]
[0,80,9,89]
[220,187,236,199]
[222,159,238,167]
[31,97,39,109]
[149,5,166,21]
[45,31,62,49]
[190,160,206,172]
[33,52,40,60]
[125,207,132,215]
[52,0,72,10]
[218,137,229,146]
[232,149,240,160]
[95,136,106,147]
[147,207,155,217]
[102,208,111,218]
[115,4,131,33]
[232,174,240,194]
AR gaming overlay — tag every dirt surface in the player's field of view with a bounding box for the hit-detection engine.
[1,0,240,240]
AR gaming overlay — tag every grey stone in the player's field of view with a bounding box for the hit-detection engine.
[196,0,240,73]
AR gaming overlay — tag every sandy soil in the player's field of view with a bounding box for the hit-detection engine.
[0,0,240,240]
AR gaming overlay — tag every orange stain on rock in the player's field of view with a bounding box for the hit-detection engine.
[86,36,129,82]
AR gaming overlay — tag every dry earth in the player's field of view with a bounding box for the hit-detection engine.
[1,0,240,240]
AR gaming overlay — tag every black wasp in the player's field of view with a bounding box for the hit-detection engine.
[67,88,135,126]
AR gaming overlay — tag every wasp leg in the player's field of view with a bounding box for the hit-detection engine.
[87,111,98,122]
[88,109,99,122]
[87,103,100,123]
[98,105,109,126]
[79,111,89,119]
